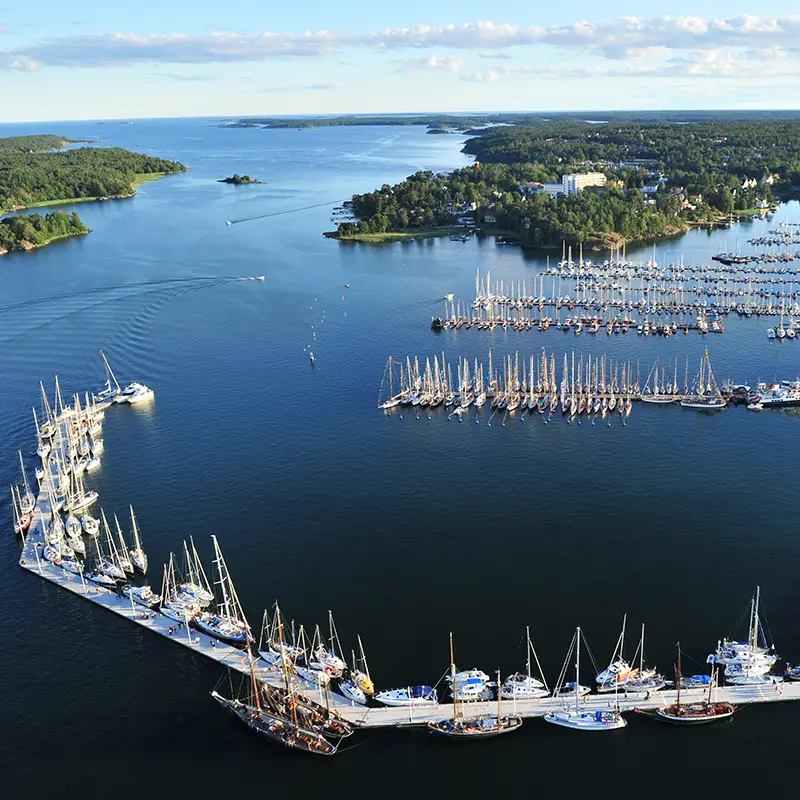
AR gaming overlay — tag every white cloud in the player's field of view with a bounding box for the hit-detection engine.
[1,14,800,74]
[460,70,500,83]
[261,82,342,93]
[413,54,465,72]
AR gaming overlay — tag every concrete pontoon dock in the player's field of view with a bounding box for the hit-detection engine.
[18,400,800,732]
[20,499,800,730]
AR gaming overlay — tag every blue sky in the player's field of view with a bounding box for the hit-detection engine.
[1,1,797,122]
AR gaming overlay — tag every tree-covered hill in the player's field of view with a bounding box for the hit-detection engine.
[0,136,187,211]
[0,210,89,254]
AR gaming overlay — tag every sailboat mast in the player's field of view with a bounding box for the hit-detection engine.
[450,631,459,721]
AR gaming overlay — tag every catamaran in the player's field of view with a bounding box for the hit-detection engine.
[545,626,627,732]
[192,536,252,646]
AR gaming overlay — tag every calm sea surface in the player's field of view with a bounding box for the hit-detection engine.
[1,119,799,794]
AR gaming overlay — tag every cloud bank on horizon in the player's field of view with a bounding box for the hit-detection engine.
[1,13,798,120]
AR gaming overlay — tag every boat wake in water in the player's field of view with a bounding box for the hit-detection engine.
[227,199,343,225]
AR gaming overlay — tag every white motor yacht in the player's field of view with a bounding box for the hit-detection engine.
[375,685,438,707]
[295,664,331,687]
[500,673,549,700]
[339,679,368,705]
[122,584,162,608]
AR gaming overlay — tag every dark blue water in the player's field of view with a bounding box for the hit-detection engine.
[2,119,799,794]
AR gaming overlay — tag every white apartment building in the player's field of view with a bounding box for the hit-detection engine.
[561,172,607,196]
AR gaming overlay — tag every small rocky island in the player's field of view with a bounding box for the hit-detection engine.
[217,174,263,185]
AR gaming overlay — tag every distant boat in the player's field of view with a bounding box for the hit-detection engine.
[309,352,315,364]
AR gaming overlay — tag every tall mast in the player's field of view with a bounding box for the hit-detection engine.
[575,627,581,713]
[450,631,459,722]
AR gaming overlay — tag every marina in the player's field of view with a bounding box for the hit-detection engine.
[15,362,800,749]
[377,348,799,416]
[4,118,800,791]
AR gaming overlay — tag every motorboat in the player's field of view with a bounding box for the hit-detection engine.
[193,612,251,646]
[339,679,367,705]
[500,673,549,700]
[375,685,438,707]
[295,664,331,687]
[314,647,346,678]
[596,659,634,691]
[85,569,118,588]
[127,384,155,404]
[122,584,162,608]
[81,515,100,536]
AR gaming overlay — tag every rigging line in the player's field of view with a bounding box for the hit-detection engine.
[229,199,345,225]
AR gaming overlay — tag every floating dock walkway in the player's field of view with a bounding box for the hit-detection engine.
[17,399,800,731]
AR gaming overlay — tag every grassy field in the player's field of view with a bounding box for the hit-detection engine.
[131,172,167,187]
[324,226,463,243]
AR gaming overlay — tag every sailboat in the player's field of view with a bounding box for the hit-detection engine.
[375,683,438,707]
[113,514,135,574]
[98,511,126,580]
[680,349,726,410]
[353,634,375,697]
[159,553,202,622]
[179,538,214,607]
[545,627,627,731]
[211,632,337,755]
[12,486,33,536]
[16,451,36,516]
[193,536,252,646]
[716,586,780,685]
[500,626,550,700]
[596,615,635,693]
[128,506,148,573]
[313,612,347,677]
[619,624,665,693]
[257,604,304,666]
[93,350,122,407]
[339,650,368,706]
[655,644,735,724]
[428,634,522,739]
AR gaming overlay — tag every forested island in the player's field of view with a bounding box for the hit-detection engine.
[329,120,800,247]
[217,174,262,184]
[0,210,89,255]
[224,111,800,130]
[0,134,187,212]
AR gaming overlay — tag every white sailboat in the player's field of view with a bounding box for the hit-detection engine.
[160,553,202,622]
[545,626,627,731]
[193,536,252,646]
[113,514,135,574]
[98,510,126,580]
[128,506,148,573]
[500,626,550,700]
[94,350,122,406]
[179,538,214,607]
